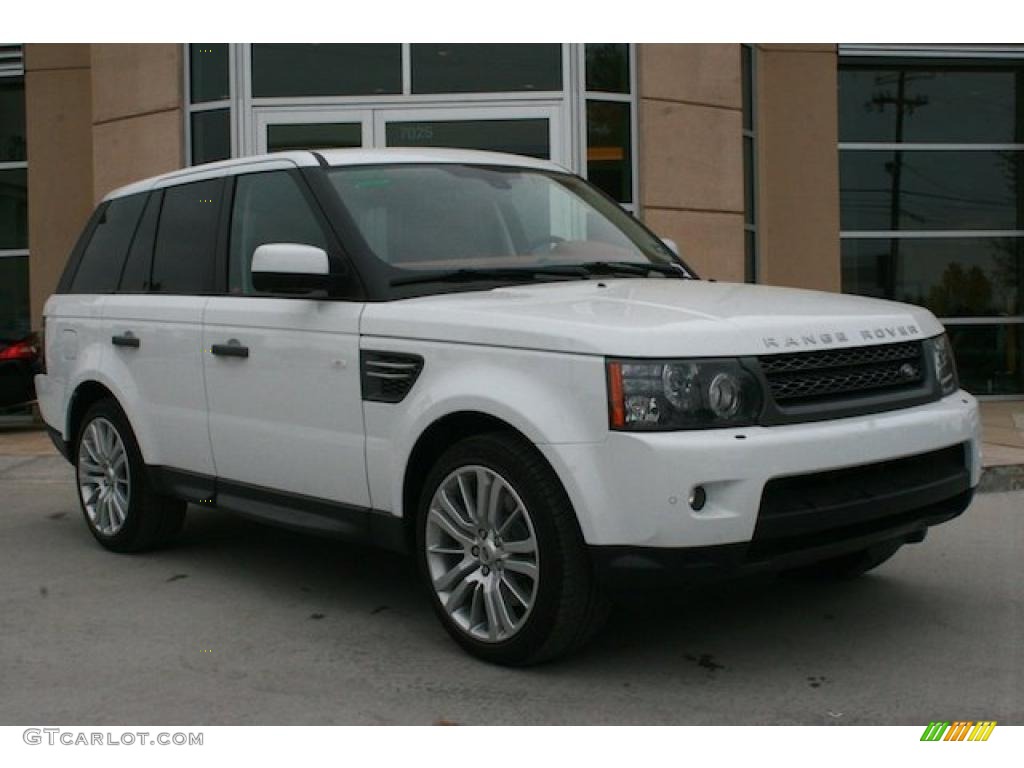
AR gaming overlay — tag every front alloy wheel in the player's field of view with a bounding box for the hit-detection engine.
[425,465,540,643]
[416,433,608,665]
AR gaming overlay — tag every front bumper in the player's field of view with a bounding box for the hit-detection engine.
[539,391,981,549]
[590,486,972,589]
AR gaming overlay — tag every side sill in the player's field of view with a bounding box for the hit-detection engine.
[146,466,407,553]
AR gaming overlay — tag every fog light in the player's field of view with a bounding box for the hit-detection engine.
[689,486,707,511]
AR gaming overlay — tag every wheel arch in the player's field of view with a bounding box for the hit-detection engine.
[66,380,120,456]
[400,410,567,552]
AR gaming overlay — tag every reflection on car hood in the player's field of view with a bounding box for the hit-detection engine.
[360,279,943,357]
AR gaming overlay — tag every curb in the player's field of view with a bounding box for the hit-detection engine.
[978,463,1024,494]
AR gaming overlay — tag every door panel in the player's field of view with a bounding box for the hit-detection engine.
[202,298,370,507]
[103,295,213,475]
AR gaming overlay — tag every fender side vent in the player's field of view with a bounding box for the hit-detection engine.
[361,351,424,403]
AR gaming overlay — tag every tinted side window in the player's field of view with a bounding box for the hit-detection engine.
[151,179,223,294]
[229,171,328,294]
[70,194,146,293]
[118,191,161,292]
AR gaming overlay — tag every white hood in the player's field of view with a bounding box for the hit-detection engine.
[361,279,943,357]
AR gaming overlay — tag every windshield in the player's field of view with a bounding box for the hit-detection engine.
[326,164,688,277]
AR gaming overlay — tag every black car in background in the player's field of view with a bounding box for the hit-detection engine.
[0,333,41,411]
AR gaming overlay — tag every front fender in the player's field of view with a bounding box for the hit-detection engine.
[360,338,608,515]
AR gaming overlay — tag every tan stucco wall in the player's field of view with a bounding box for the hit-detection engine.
[23,44,185,329]
[90,44,184,202]
[637,44,745,282]
[24,45,95,329]
[756,44,841,292]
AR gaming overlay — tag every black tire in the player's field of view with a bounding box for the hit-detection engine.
[785,541,903,581]
[415,432,608,666]
[73,398,186,553]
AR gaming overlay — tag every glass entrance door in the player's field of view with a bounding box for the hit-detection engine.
[254,108,372,153]
[254,104,567,164]
[376,105,564,162]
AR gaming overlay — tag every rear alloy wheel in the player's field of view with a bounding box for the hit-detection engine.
[416,433,608,665]
[74,399,186,553]
[77,417,132,536]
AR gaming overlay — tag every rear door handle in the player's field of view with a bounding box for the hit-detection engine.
[111,332,140,349]
[211,339,249,359]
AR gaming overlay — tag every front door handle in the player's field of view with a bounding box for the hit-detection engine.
[211,339,249,359]
[111,332,140,349]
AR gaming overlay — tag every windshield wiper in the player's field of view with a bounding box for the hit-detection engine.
[390,265,587,287]
[574,261,692,279]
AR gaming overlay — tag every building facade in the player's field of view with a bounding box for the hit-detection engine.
[2,43,1021,397]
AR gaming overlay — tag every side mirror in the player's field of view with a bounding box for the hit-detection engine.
[251,243,331,295]
[662,238,680,257]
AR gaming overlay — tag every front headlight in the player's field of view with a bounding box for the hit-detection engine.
[930,333,959,396]
[606,358,762,431]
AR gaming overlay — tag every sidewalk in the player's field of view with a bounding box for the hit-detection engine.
[3,402,1023,488]
[977,400,1024,492]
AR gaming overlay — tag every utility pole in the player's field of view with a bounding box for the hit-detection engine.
[868,72,929,298]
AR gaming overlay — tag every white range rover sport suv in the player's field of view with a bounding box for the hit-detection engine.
[36,148,981,665]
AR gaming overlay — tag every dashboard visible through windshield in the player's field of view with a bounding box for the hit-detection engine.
[326,164,692,287]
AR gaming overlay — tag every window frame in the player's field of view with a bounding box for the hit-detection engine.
[183,44,640,209]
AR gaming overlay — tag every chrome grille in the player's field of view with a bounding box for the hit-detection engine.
[759,341,925,405]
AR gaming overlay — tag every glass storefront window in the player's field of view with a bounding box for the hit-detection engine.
[267,123,362,153]
[190,109,231,165]
[411,45,562,94]
[385,118,551,159]
[585,44,629,94]
[841,237,1022,317]
[0,256,29,341]
[0,77,26,162]
[839,57,1024,395]
[252,44,402,98]
[586,101,631,203]
[0,167,28,250]
[189,44,229,104]
[840,149,1024,232]
[839,66,1024,144]
[947,323,1024,395]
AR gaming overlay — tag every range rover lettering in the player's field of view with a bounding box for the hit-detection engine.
[35,149,981,665]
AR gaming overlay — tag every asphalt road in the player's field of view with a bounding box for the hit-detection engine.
[1,454,1021,725]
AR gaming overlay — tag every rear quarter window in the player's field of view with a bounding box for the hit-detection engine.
[68,193,147,294]
[118,191,161,292]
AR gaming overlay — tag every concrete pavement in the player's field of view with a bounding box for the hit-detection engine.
[0,453,1020,725]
